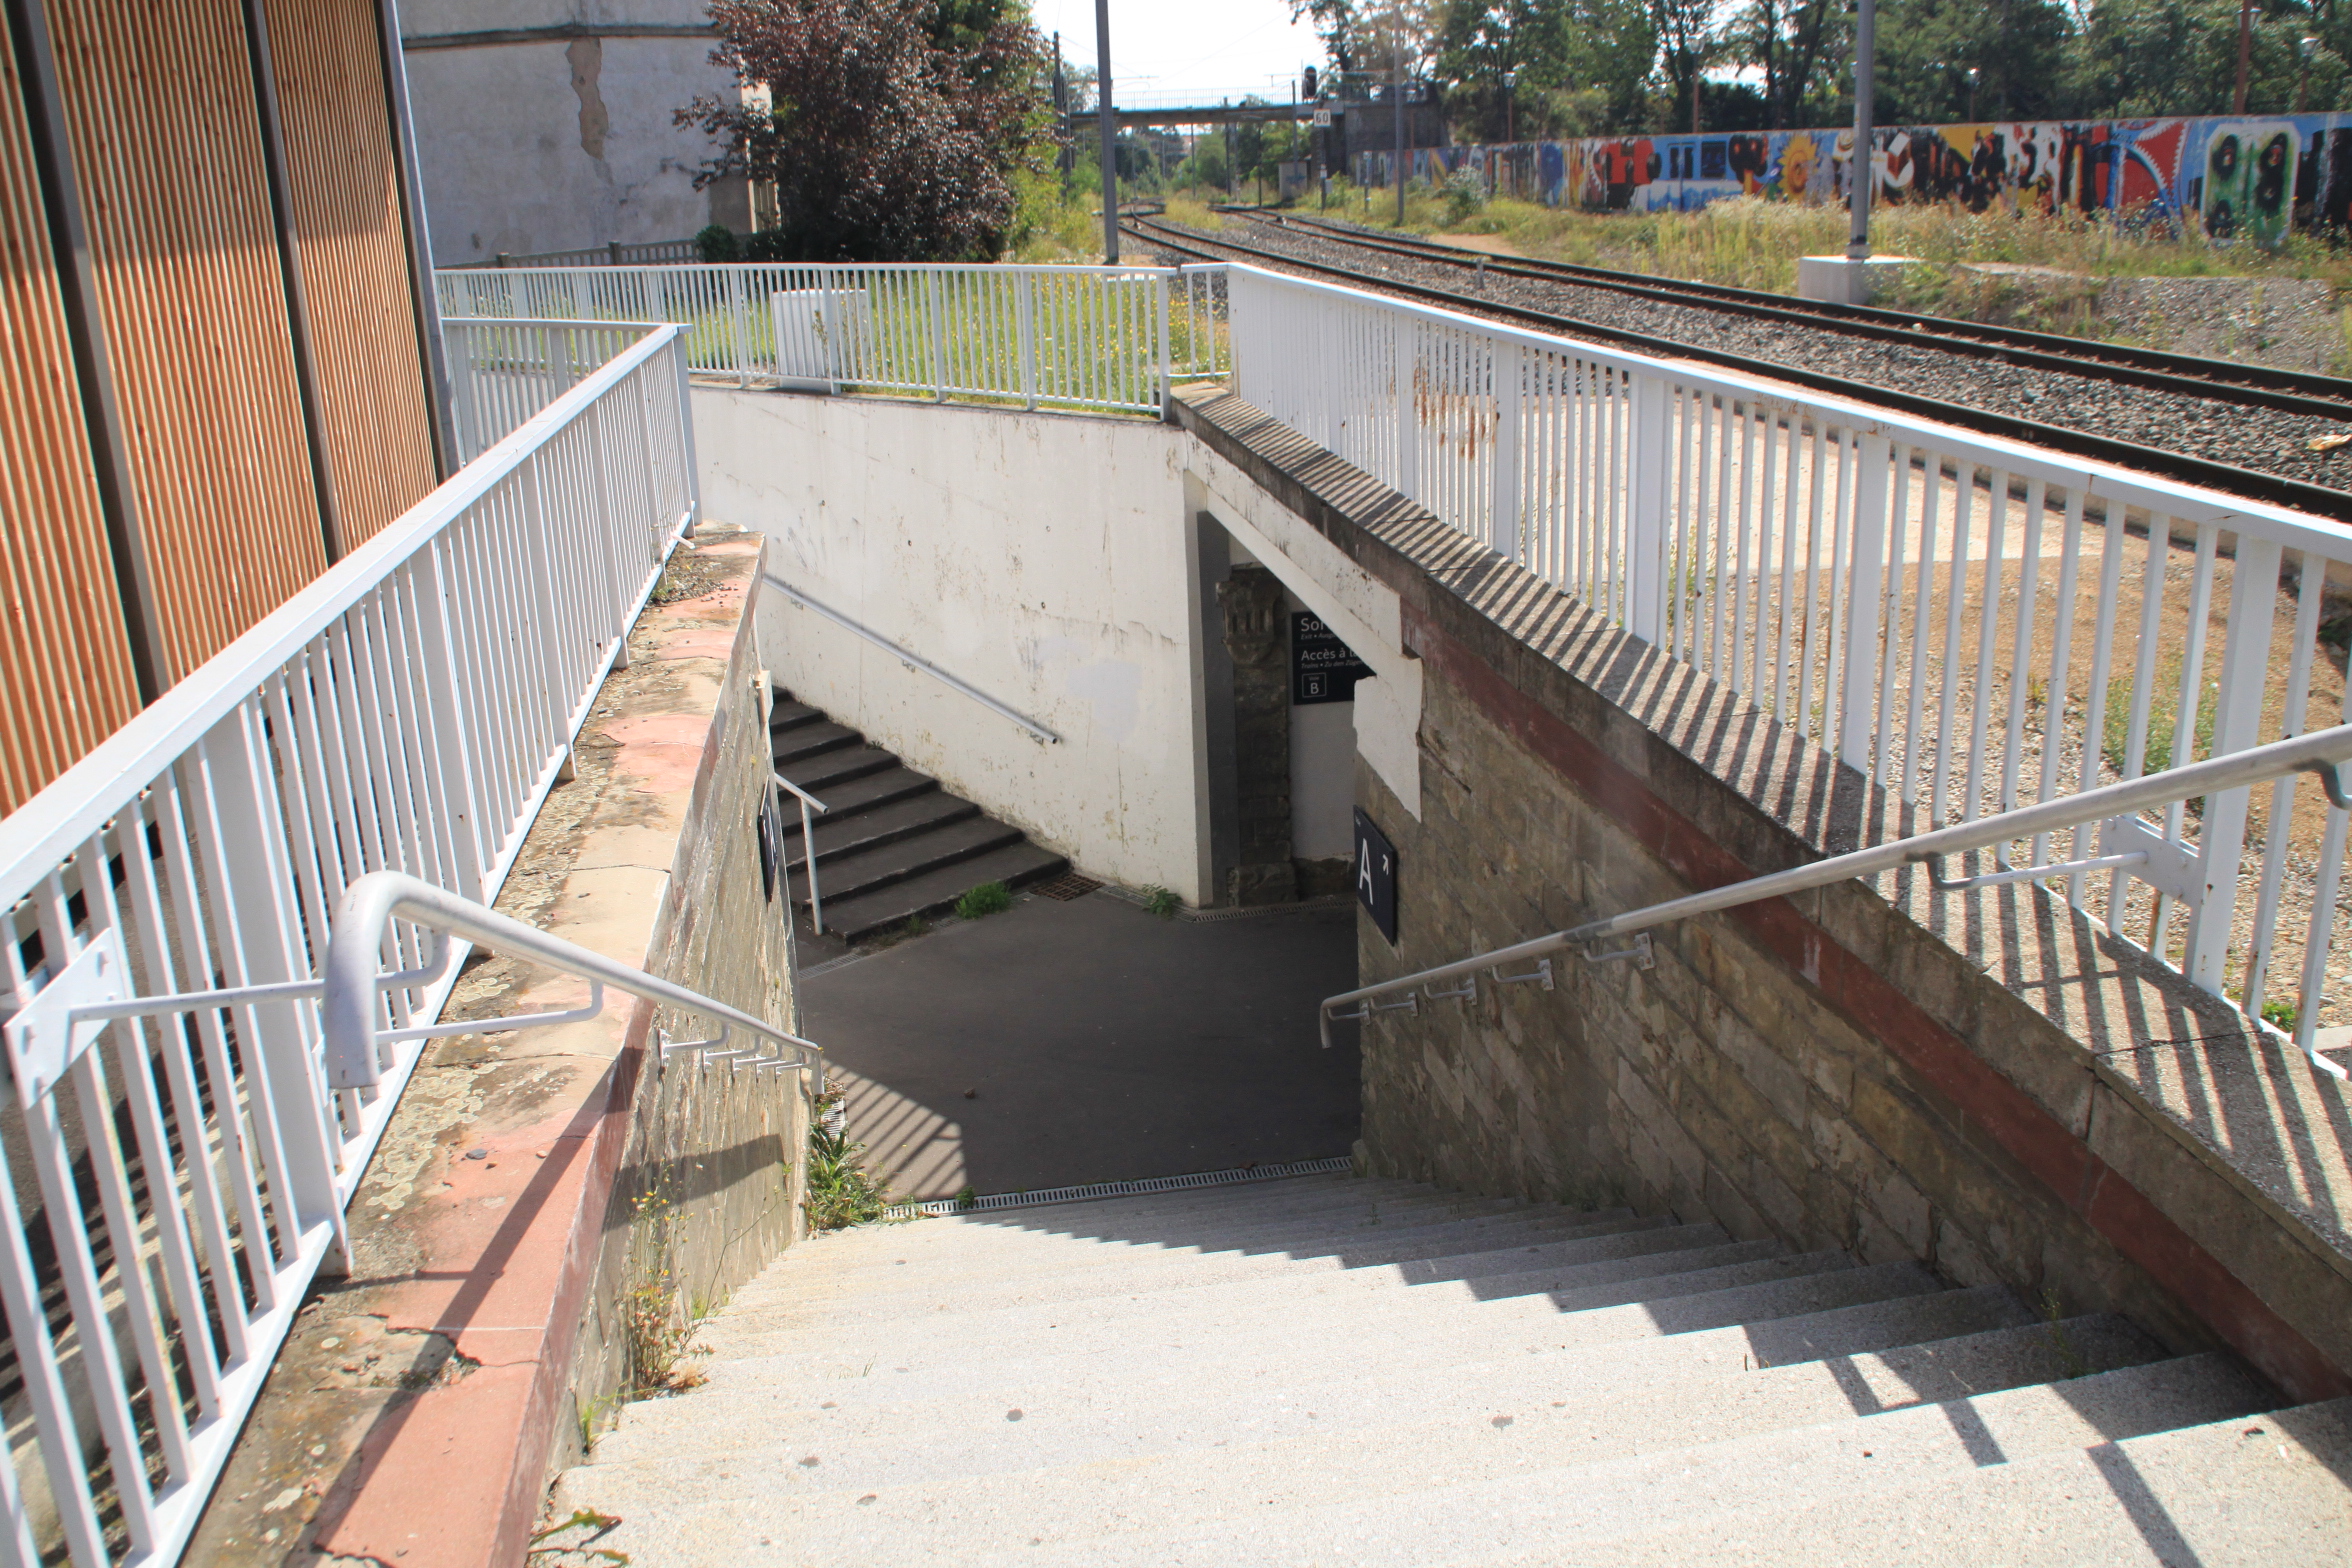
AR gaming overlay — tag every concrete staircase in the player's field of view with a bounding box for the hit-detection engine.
[555,1173,2352,1564]
[771,689,1066,942]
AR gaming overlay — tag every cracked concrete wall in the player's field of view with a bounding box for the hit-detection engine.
[401,3,740,262]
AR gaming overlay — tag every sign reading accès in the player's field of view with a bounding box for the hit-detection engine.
[1292,611,1372,705]
[1354,807,1398,944]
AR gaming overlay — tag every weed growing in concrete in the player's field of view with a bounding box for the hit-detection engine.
[2040,1287,2091,1379]
[806,1122,894,1230]
[622,1194,709,1399]
[903,913,930,940]
[528,1508,629,1564]
[953,1184,979,1212]
[956,880,1014,919]
[1144,886,1180,919]
[2261,997,2299,1032]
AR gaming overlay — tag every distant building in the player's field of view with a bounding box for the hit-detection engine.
[400,1,762,263]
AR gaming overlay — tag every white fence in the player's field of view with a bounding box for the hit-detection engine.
[435,261,1230,415]
[443,319,658,463]
[1227,263,2352,1076]
[0,326,697,1565]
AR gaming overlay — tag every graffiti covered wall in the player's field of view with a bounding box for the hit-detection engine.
[1357,113,2352,247]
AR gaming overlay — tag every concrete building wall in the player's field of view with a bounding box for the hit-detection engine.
[401,2,742,262]
[696,391,1216,903]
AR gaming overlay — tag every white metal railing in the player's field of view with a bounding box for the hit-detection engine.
[1319,723,2352,1083]
[0,323,702,1566]
[435,261,1229,415]
[771,773,831,936]
[442,318,657,463]
[1227,262,2352,1070]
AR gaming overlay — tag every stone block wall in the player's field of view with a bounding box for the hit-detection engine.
[1174,389,2352,1408]
[552,565,811,1473]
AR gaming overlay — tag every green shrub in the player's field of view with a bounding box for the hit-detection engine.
[693,223,739,264]
[1441,166,1489,227]
[955,881,1013,919]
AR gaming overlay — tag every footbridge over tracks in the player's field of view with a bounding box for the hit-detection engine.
[9,258,2351,1564]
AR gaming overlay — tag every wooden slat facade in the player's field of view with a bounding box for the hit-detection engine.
[266,0,436,548]
[44,0,328,683]
[1,0,444,810]
[0,18,139,815]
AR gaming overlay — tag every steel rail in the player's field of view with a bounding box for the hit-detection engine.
[1122,216,2352,519]
[324,871,823,1090]
[1316,721,2352,1078]
[1239,209,2352,422]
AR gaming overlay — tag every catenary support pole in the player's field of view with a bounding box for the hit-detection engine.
[1846,0,1874,262]
[1393,63,1406,224]
[1096,0,1117,262]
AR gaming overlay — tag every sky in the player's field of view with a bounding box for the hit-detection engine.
[1039,0,1327,106]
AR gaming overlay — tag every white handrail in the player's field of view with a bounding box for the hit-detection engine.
[772,772,831,936]
[324,872,820,1090]
[1322,723,2352,1082]
[763,572,1062,745]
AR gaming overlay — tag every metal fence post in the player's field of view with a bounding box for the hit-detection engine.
[1156,269,1173,418]
[1392,315,1418,502]
[728,268,751,389]
[927,270,948,401]
[1019,271,1037,411]
[2185,535,2285,991]
[1627,373,1671,644]
[1491,339,1521,562]
[1838,432,1892,770]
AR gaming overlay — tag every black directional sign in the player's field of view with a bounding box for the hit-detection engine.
[1292,611,1372,705]
[1354,807,1398,944]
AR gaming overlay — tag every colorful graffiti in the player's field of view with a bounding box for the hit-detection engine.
[1358,112,2352,247]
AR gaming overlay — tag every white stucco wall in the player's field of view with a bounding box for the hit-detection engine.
[695,390,1215,903]
[402,2,739,262]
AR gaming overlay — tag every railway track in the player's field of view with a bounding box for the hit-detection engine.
[1123,212,2352,519]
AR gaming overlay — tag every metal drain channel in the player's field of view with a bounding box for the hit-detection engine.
[883,1156,1356,1219]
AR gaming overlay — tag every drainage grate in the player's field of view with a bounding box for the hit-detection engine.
[883,1156,1355,1220]
[1031,872,1104,902]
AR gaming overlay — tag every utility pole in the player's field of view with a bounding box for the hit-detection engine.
[1393,62,1406,225]
[1095,0,1117,262]
[2234,0,2256,114]
[1053,33,1071,176]
[1690,51,1702,135]
[1846,0,1874,261]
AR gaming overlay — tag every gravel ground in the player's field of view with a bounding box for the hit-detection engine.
[1134,216,2352,503]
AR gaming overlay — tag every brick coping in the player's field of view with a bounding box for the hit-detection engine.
[1174,387,2352,1398]
[186,532,775,1565]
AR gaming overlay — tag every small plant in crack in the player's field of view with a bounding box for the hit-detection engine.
[529,1508,629,1564]
[1143,885,1180,919]
[806,1120,894,1231]
[2040,1287,2090,1380]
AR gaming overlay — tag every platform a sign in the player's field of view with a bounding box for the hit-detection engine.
[1354,807,1398,944]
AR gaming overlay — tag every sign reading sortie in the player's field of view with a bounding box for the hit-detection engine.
[1292,611,1372,705]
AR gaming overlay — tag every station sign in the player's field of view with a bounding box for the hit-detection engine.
[1354,808,1398,944]
[1292,611,1371,704]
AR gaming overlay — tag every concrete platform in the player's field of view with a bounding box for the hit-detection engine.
[802,889,1361,1200]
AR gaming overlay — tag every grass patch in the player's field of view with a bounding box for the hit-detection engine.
[955,880,1014,920]
[2102,661,2219,790]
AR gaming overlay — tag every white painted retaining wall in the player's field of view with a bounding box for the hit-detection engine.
[697,391,1214,901]
[693,390,1428,906]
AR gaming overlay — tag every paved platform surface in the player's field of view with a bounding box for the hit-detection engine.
[801,890,1361,1200]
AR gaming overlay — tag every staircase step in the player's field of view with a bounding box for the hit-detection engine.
[1543,1395,2352,1568]
[770,1212,1668,1309]
[788,790,982,872]
[793,814,1029,906]
[767,698,824,733]
[782,743,900,792]
[778,763,940,825]
[648,1249,1864,1389]
[812,841,1070,942]
[771,719,863,766]
[568,1315,2171,1552]
[669,1285,2040,1461]
[773,1195,1610,1286]
[737,1224,1762,1332]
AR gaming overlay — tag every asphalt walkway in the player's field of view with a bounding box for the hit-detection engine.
[798,888,1361,1201]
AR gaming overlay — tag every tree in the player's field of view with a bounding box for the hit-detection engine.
[678,0,1054,262]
